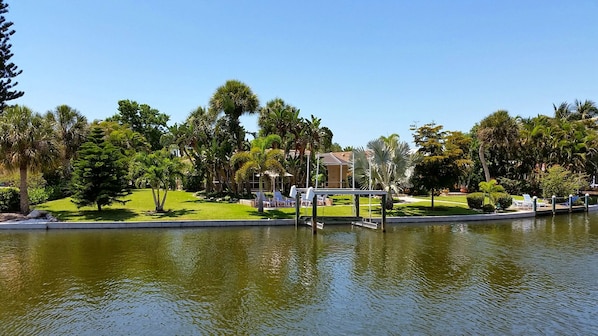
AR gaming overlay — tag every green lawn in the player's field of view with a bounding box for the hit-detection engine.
[35,189,480,222]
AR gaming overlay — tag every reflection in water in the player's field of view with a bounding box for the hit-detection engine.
[1,213,597,335]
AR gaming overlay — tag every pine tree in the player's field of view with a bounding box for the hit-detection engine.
[0,0,23,111]
[71,125,131,211]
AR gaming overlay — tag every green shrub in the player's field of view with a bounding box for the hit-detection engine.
[28,187,49,205]
[482,204,496,213]
[0,187,20,212]
[45,185,66,201]
[493,192,513,210]
[466,192,484,209]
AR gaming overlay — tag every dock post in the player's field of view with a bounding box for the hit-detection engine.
[354,194,360,218]
[381,194,386,233]
[533,196,538,213]
[552,195,556,215]
[585,193,589,212]
[295,193,300,228]
[569,194,573,213]
[312,194,317,235]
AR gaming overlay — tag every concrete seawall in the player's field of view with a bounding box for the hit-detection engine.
[1,204,596,230]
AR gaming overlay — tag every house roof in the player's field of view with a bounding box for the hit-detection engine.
[318,152,352,166]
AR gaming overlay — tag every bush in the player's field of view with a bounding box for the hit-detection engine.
[493,192,513,210]
[482,204,496,213]
[540,165,586,198]
[183,174,203,192]
[0,187,20,212]
[28,187,49,205]
[45,185,66,201]
[466,192,484,209]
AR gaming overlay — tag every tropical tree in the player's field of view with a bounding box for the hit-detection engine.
[258,98,301,142]
[353,134,411,209]
[572,99,598,120]
[209,80,259,151]
[108,100,169,150]
[0,105,57,213]
[410,123,471,210]
[478,179,505,205]
[0,0,23,111]
[164,106,219,192]
[49,104,89,178]
[553,102,572,120]
[71,125,131,211]
[476,110,519,181]
[231,135,284,213]
[130,149,185,212]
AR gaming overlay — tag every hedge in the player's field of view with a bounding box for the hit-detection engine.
[466,192,484,209]
[0,187,19,212]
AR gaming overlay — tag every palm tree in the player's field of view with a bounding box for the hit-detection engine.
[258,98,301,143]
[0,105,58,213]
[49,104,89,178]
[553,102,572,120]
[209,80,259,151]
[478,179,505,205]
[231,135,284,213]
[353,134,411,209]
[573,99,598,120]
[165,106,219,192]
[477,110,519,182]
[130,149,185,212]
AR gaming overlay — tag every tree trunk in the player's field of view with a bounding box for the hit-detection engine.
[430,188,435,211]
[479,143,491,182]
[158,189,168,212]
[206,166,214,193]
[385,190,394,210]
[19,165,29,214]
[257,176,264,213]
[97,203,102,211]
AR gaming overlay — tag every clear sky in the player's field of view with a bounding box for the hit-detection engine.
[8,0,598,148]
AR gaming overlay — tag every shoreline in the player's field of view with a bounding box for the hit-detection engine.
[1,205,596,230]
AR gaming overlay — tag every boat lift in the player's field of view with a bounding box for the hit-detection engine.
[291,187,388,235]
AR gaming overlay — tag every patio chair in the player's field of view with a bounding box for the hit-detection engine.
[524,194,548,207]
[301,188,315,207]
[514,194,547,209]
[254,191,272,208]
[560,195,580,207]
[317,194,328,206]
[273,191,295,207]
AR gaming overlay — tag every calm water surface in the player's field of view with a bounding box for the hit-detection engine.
[1,213,597,335]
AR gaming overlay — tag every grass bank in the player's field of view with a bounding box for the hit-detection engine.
[35,190,479,222]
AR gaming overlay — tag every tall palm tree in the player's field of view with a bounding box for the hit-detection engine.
[0,105,58,213]
[258,98,301,142]
[477,110,519,182]
[553,102,572,120]
[231,135,284,213]
[209,80,259,151]
[573,99,598,120]
[353,134,411,209]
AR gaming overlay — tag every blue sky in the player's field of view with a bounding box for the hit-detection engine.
[9,0,598,148]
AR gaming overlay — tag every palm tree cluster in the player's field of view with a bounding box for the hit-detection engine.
[0,79,340,214]
[473,99,598,194]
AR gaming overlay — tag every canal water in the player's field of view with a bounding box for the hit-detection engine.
[1,213,597,335]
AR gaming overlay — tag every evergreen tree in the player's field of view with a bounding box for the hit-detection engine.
[0,0,23,111]
[71,125,131,211]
